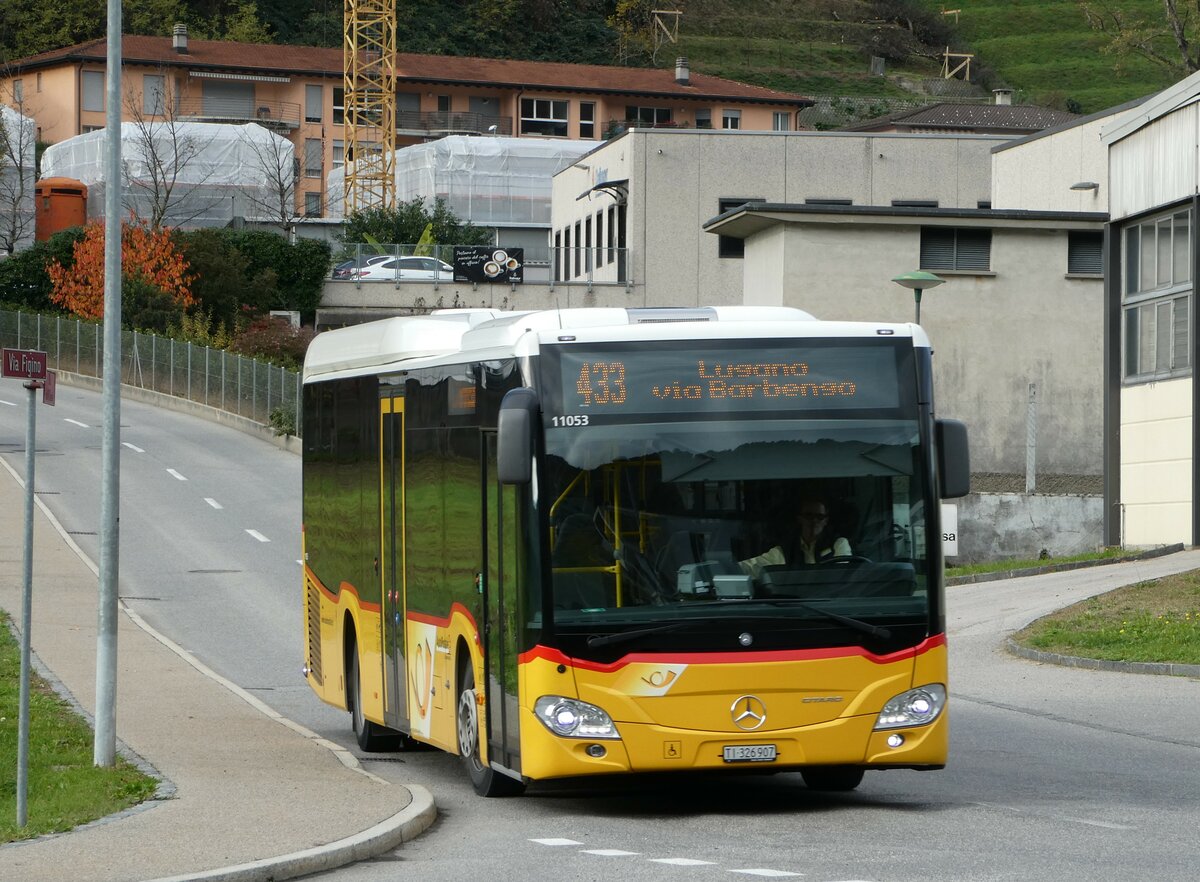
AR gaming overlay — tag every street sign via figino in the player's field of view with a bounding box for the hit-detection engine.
[2,348,47,381]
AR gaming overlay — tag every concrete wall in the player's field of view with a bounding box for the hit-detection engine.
[992,113,1115,212]
[1120,379,1193,546]
[955,493,1104,563]
[745,220,1105,476]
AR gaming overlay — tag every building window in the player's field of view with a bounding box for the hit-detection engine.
[305,84,323,123]
[580,101,595,139]
[1067,230,1103,275]
[722,109,741,130]
[595,210,605,267]
[695,109,712,129]
[554,230,562,283]
[1123,208,1191,380]
[717,197,762,258]
[919,227,991,271]
[82,70,105,112]
[626,106,672,127]
[143,74,166,115]
[304,139,323,178]
[893,199,939,208]
[805,198,852,206]
[574,220,582,276]
[520,98,568,137]
[332,140,345,169]
[772,111,790,131]
[333,87,345,125]
[437,95,451,113]
[607,205,616,263]
[305,192,322,217]
[12,79,23,103]
[36,72,42,93]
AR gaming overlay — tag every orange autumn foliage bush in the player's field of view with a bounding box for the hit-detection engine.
[47,219,194,320]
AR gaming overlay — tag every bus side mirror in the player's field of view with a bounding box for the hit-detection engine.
[936,418,970,499]
[498,387,539,484]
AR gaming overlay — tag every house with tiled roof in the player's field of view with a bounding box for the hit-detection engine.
[0,25,810,218]
[844,93,1079,136]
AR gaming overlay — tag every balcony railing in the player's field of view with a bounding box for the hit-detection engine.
[396,110,513,137]
[175,97,301,130]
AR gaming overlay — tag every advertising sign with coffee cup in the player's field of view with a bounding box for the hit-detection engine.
[454,246,524,284]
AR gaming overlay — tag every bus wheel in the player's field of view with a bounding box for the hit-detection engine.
[457,667,525,797]
[801,765,865,792]
[349,649,401,752]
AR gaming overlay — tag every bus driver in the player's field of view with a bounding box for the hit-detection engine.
[739,497,852,579]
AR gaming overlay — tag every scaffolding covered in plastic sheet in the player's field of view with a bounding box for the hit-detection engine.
[0,106,36,254]
[326,135,595,225]
[39,122,295,229]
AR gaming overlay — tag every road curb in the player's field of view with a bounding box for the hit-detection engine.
[1005,638,1200,680]
[946,543,1186,586]
[144,784,437,882]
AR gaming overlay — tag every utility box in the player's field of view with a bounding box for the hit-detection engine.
[35,177,88,241]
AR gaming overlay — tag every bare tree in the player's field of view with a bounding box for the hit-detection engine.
[122,73,221,229]
[1080,0,1200,76]
[236,122,300,237]
[0,81,37,256]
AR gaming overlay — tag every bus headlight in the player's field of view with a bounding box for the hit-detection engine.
[534,696,621,740]
[873,684,946,730]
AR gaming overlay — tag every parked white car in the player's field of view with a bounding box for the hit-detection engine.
[352,256,454,281]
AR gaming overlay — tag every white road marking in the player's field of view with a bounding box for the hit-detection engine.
[166,468,188,481]
[65,418,89,428]
[583,849,640,856]
[649,858,717,866]
[205,498,223,509]
[122,442,145,453]
[730,871,803,878]
[0,399,16,406]
[973,801,1135,831]
[530,838,583,846]
[246,529,270,543]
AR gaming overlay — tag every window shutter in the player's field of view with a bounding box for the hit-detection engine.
[1068,231,1103,274]
[1173,295,1190,370]
[919,228,955,270]
[954,229,991,270]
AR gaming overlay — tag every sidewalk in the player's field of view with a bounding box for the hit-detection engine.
[0,460,435,882]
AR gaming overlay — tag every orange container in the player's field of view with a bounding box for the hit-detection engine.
[35,177,88,241]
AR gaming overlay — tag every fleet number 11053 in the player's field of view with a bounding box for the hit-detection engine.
[551,414,590,427]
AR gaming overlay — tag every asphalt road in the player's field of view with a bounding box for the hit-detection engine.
[3,383,1200,882]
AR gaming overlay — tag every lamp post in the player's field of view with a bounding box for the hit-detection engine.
[892,270,945,324]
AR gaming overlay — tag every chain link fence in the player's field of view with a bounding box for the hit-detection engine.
[0,309,302,436]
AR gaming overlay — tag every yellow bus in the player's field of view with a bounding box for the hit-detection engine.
[301,306,969,797]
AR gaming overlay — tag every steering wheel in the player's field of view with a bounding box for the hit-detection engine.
[820,555,872,565]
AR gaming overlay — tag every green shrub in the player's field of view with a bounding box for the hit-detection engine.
[175,229,279,330]
[269,403,298,437]
[0,227,85,311]
[122,275,185,334]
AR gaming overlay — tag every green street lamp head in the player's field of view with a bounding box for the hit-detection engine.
[891,270,946,291]
[891,271,946,324]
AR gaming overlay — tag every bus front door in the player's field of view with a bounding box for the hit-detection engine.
[381,394,408,732]
[483,432,522,776]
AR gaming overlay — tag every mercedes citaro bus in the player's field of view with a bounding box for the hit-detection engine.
[301,306,969,796]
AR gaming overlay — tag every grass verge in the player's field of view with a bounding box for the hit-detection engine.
[1012,569,1200,666]
[0,612,158,843]
[946,546,1142,579]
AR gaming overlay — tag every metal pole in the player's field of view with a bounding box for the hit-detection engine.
[16,381,38,826]
[1026,382,1038,495]
[94,0,122,767]
[914,288,923,325]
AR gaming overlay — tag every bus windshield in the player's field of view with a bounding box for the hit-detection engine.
[539,340,936,650]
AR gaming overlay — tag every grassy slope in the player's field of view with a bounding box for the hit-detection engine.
[662,0,1178,115]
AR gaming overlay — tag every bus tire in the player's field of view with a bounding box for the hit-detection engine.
[801,765,865,792]
[457,666,525,797]
[349,647,402,752]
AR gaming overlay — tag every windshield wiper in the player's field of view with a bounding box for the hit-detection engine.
[586,622,689,649]
[769,600,892,640]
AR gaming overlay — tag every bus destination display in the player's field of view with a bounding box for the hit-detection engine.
[554,344,901,422]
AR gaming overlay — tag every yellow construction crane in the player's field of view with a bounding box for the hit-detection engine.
[344,0,397,213]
